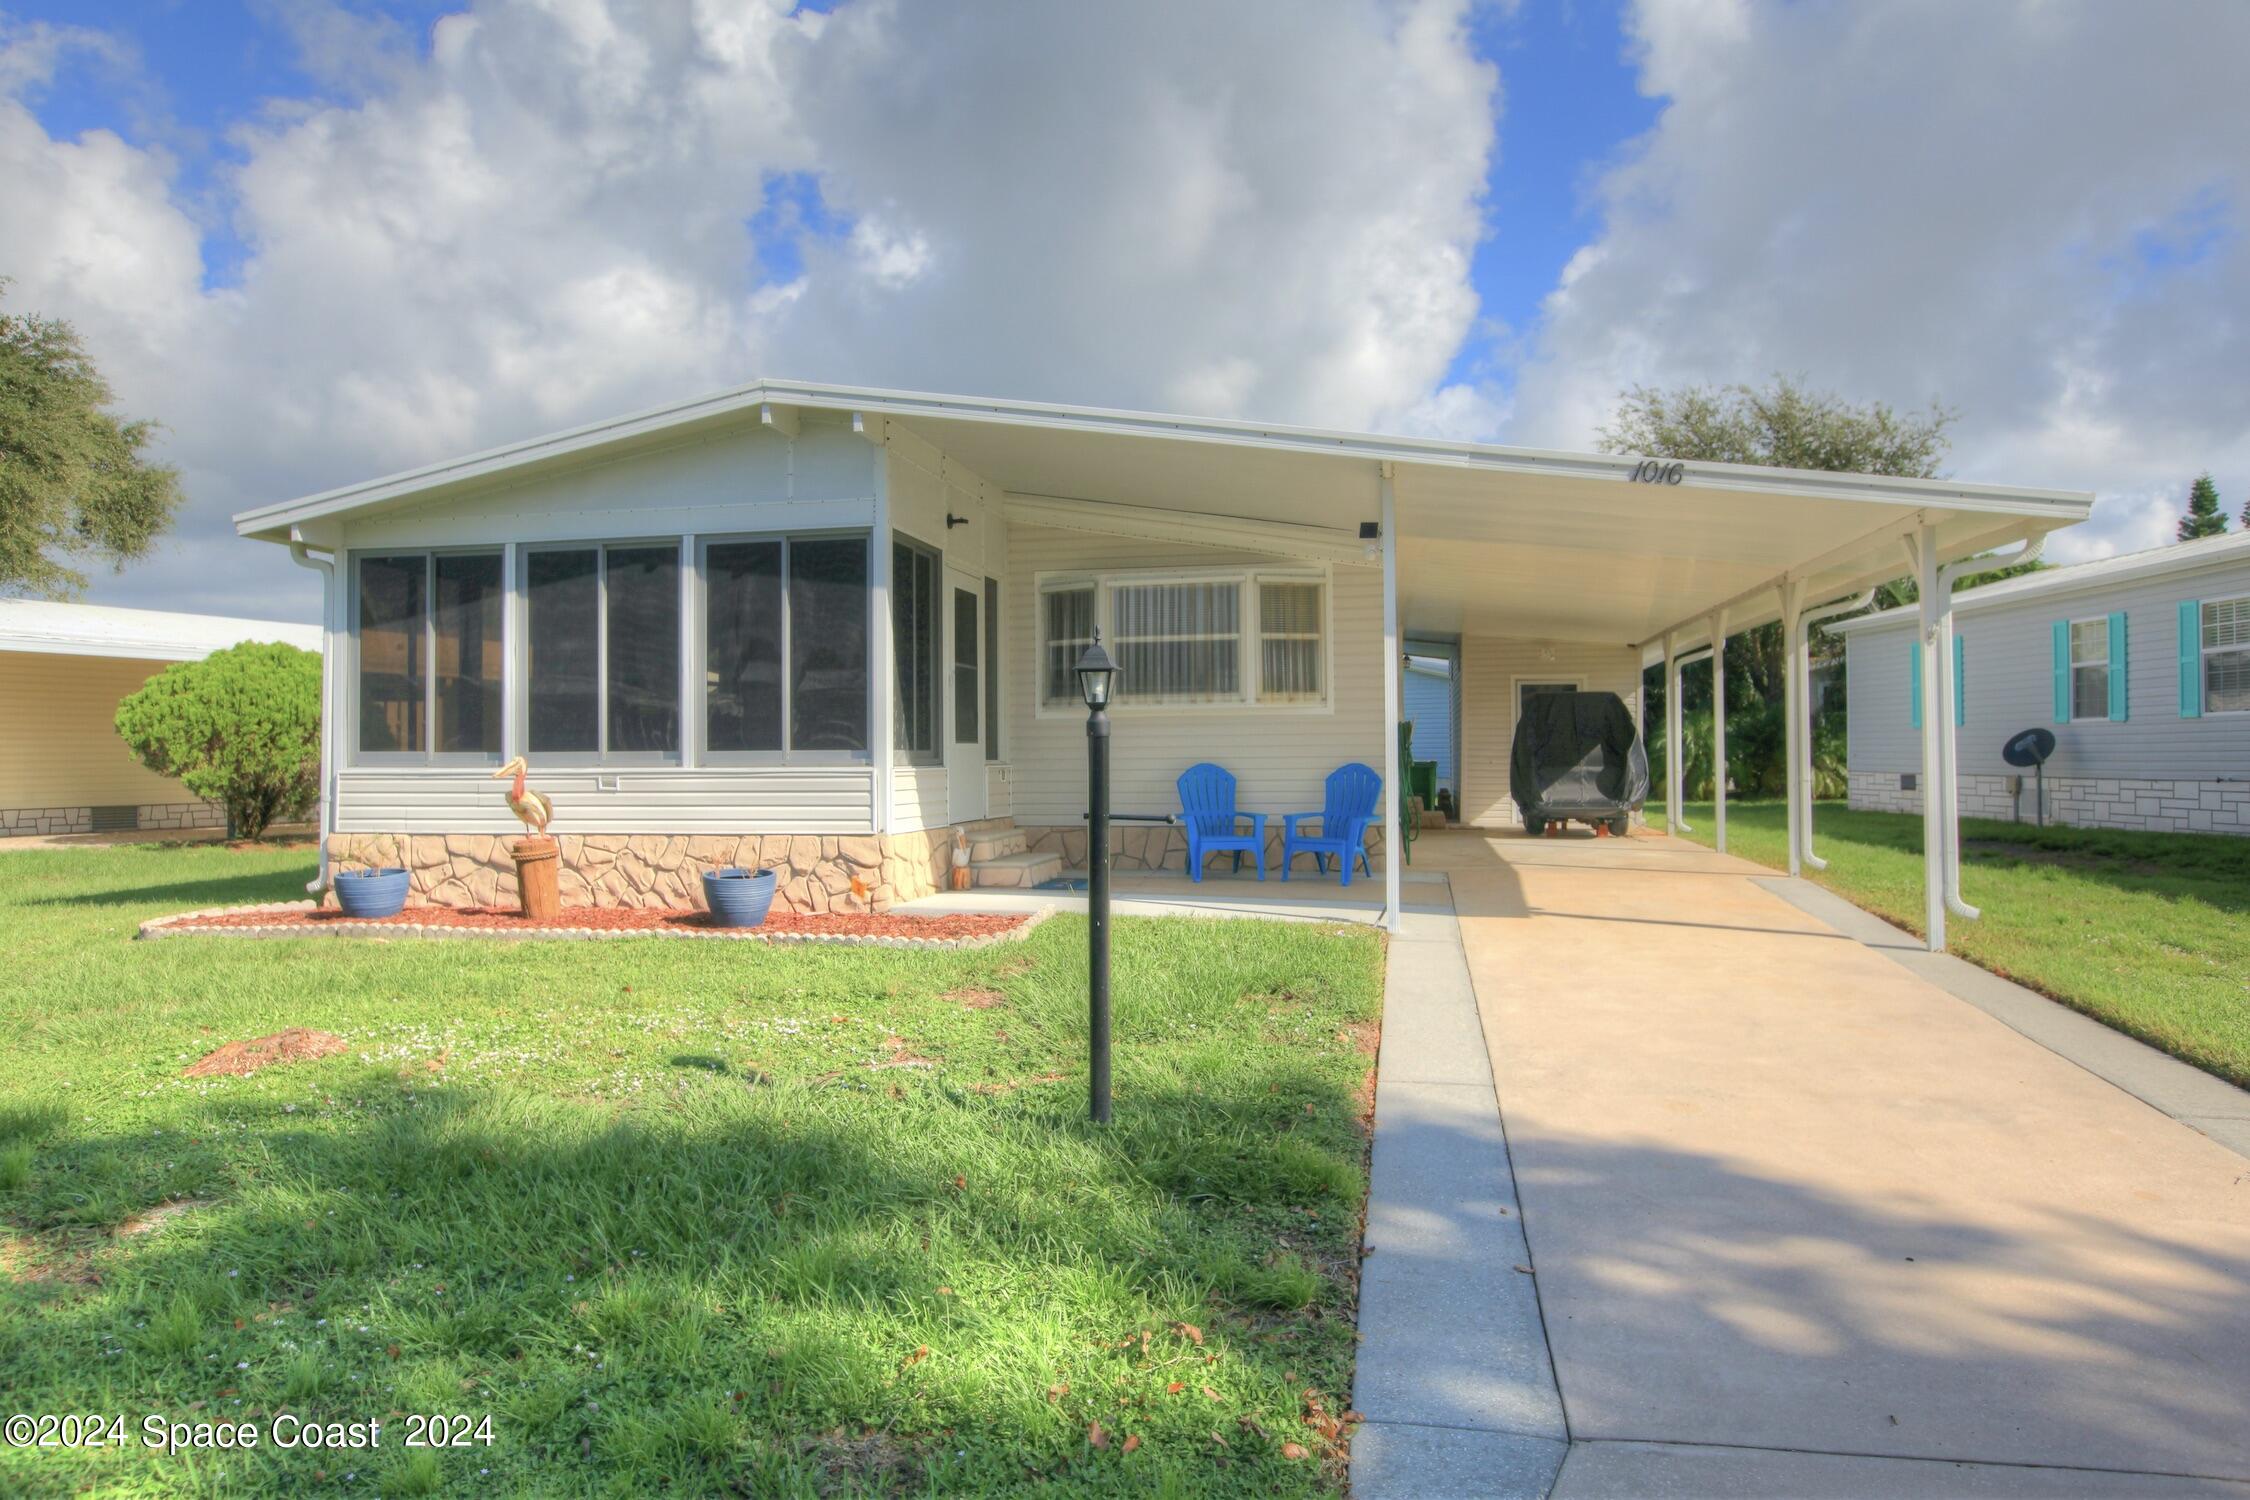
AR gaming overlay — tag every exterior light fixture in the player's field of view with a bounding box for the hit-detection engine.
[1076,630,1119,1124]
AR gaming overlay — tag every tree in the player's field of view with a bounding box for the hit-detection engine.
[0,281,184,598]
[2177,471,2228,541]
[1606,376,1956,796]
[115,642,321,840]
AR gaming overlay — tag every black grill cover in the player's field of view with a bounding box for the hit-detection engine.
[1510,690,1650,822]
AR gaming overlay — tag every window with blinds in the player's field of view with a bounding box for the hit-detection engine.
[2204,596,2250,714]
[1036,569,1330,711]
[2069,618,2109,722]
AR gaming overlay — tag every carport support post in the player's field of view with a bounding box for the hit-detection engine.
[1911,524,1946,952]
[1380,466,1403,933]
[1709,610,1728,854]
[1780,582,1807,877]
[1663,630,1687,835]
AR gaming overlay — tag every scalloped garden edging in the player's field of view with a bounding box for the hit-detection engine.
[138,901,1048,951]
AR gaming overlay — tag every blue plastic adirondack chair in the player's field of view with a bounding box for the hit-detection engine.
[1177,762,1267,881]
[1282,762,1381,885]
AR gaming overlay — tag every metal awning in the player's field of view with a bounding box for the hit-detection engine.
[236,377,2093,650]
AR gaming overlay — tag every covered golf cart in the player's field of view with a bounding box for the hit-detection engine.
[1510,690,1650,836]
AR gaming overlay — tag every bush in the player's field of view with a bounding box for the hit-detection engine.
[1646,701,1845,801]
[114,641,320,839]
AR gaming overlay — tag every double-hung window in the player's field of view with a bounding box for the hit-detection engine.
[2202,596,2250,714]
[702,533,869,760]
[355,551,504,760]
[526,542,682,761]
[1037,568,1329,711]
[2068,618,2110,722]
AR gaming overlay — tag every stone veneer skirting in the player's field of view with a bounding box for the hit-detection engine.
[1,801,226,837]
[1019,821,1387,873]
[1847,769,2250,837]
[328,829,958,914]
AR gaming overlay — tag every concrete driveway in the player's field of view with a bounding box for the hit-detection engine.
[1424,828,2250,1496]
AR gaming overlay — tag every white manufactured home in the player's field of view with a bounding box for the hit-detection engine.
[1832,530,2250,836]
[0,601,322,837]
[233,379,2089,940]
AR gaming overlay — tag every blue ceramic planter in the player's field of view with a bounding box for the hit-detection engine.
[334,866,410,919]
[702,866,779,928]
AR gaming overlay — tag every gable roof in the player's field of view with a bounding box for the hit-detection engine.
[232,376,2093,650]
[0,599,322,661]
[1829,528,2250,634]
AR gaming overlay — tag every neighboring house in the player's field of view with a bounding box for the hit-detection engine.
[1402,652,1456,802]
[1832,529,2250,835]
[231,378,2086,916]
[0,600,322,836]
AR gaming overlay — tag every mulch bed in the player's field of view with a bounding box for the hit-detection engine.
[139,902,1044,951]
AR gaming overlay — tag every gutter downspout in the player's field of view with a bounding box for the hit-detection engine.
[1795,589,1875,872]
[1931,533,2046,920]
[288,535,337,896]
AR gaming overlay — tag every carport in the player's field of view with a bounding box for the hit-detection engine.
[1385,447,2088,949]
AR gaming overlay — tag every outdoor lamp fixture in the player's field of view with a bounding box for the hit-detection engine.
[1076,631,1119,1124]
[1359,520,1381,560]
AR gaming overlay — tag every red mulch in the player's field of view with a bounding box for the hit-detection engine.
[171,906,1029,941]
[184,1028,348,1077]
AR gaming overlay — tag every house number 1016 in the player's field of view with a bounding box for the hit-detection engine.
[1629,460,1686,485]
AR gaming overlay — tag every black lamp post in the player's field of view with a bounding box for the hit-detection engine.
[1075,630,1119,1125]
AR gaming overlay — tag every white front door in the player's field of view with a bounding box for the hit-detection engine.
[945,568,988,824]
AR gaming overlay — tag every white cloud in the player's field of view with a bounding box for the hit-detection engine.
[1507,0,2250,564]
[0,0,1497,616]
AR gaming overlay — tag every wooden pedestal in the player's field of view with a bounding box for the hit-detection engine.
[510,836,560,920]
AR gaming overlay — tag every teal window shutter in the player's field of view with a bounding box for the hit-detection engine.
[1908,639,1922,730]
[2107,611,2129,721]
[2179,600,2202,718]
[1953,633,1966,726]
[2051,619,2070,722]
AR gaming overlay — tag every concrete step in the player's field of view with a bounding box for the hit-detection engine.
[970,850,1064,889]
[969,827,1028,862]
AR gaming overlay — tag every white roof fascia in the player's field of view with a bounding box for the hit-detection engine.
[0,601,322,661]
[233,377,2095,538]
[1828,528,2250,635]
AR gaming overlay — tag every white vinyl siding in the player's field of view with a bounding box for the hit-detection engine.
[332,766,873,835]
[1006,526,1376,824]
[1457,639,1640,828]
[1843,547,2250,782]
[2203,596,2250,714]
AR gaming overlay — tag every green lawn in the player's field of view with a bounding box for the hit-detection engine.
[0,844,1384,1497]
[1668,799,2250,1088]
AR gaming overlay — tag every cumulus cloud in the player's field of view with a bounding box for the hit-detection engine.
[1508,0,2250,562]
[0,0,1496,616]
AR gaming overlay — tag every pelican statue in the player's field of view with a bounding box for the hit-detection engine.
[490,756,554,836]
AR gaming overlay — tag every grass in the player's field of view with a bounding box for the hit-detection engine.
[0,843,1385,1497]
[1668,799,2250,1088]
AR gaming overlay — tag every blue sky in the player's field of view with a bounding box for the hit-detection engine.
[6,0,2245,617]
[10,0,1658,410]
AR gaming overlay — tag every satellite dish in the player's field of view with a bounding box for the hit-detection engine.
[2001,727,2057,827]
[2002,727,2056,768]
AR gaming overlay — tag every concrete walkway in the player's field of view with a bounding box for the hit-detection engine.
[1418,828,2250,1498]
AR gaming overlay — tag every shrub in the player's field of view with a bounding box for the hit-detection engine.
[114,641,320,839]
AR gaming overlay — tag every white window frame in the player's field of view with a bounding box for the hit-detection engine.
[346,547,507,768]
[1032,563,1334,717]
[2201,592,2250,717]
[519,537,686,768]
[697,529,874,767]
[2068,615,2112,726]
